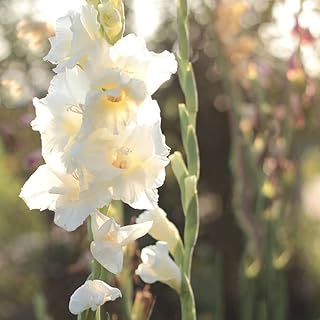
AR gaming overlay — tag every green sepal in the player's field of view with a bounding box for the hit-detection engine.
[95,307,101,320]
[92,259,102,279]
[99,266,112,283]
[170,151,189,215]
[180,273,196,320]
[79,311,88,320]
[177,12,189,61]
[177,0,188,20]
[184,194,199,251]
[177,56,188,84]
[184,64,198,115]
[184,175,197,211]
[170,151,188,189]
[86,0,100,7]
[98,0,125,45]
[173,239,185,267]
[87,310,96,320]
[186,125,200,179]
[178,103,190,152]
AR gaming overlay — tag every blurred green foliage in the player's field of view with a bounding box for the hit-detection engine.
[0,142,46,319]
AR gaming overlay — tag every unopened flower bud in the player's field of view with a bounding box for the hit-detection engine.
[136,241,181,292]
[86,0,100,7]
[98,0,124,44]
[136,207,181,255]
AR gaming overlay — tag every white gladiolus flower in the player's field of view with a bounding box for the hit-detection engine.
[86,33,177,95]
[69,280,121,315]
[136,207,181,254]
[90,210,152,274]
[74,34,176,135]
[107,34,178,95]
[19,164,111,231]
[31,66,89,170]
[136,241,181,292]
[45,4,102,72]
[72,121,170,210]
[81,66,149,135]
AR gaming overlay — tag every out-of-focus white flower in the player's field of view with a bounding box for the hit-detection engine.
[17,20,53,52]
[136,207,181,254]
[90,210,152,273]
[45,4,102,72]
[136,241,181,292]
[1,69,34,106]
[71,121,170,210]
[19,164,110,231]
[302,176,320,219]
[259,0,320,78]
[32,66,89,170]
[16,19,54,52]
[69,280,121,315]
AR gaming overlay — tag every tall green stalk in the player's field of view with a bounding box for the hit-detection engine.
[212,26,290,320]
[171,0,200,319]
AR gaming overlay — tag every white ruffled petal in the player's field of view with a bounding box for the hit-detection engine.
[146,50,178,95]
[54,203,91,232]
[32,67,89,171]
[65,66,90,102]
[129,189,159,210]
[69,280,121,315]
[44,14,73,65]
[119,221,153,246]
[90,210,110,237]
[80,4,101,40]
[111,34,177,94]
[54,186,111,232]
[90,241,124,274]
[19,164,62,211]
[136,99,161,126]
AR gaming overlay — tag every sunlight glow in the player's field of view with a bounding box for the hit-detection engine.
[132,0,161,40]
[12,0,85,26]
[35,0,85,25]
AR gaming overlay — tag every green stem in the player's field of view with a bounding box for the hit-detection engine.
[176,0,200,319]
[96,307,101,320]
[87,310,96,320]
[183,194,199,278]
[180,274,197,320]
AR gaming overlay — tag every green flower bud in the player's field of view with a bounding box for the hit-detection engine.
[98,0,125,44]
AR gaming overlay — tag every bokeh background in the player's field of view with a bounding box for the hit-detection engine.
[2,0,320,319]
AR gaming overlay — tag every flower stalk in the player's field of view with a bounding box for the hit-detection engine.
[173,0,200,318]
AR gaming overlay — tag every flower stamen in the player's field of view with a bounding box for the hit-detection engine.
[112,147,132,169]
[102,87,125,103]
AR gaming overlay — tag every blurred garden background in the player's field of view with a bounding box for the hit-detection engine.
[2,0,320,319]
